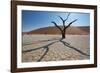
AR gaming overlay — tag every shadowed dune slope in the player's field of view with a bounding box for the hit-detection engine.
[23,26,89,35]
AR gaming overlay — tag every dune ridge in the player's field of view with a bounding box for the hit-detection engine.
[23,26,89,35]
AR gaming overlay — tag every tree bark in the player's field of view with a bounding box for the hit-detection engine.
[51,13,78,39]
[61,30,66,39]
[62,33,65,39]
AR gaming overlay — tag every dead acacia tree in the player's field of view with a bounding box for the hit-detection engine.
[51,13,78,39]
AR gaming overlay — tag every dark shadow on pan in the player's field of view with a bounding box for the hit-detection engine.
[23,40,59,62]
[23,38,89,62]
[59,39,90,56]
[23,38,60,46]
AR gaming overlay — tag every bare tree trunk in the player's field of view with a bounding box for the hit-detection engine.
[62,33,65,39]
[61,30,65,39]
[51,13,78,39]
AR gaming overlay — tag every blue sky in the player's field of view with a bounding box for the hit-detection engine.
[22,10,90,32]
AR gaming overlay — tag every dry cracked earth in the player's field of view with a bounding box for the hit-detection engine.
[22,35,90,62]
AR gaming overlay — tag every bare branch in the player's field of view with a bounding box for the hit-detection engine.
[64,13,70,21]
[64,19,78,30]
[58,13,70,28]
[51,21,63,32]
[58,16,64,22]
[58,16,65,27]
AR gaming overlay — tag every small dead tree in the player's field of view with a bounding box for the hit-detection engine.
[51,13,77,39]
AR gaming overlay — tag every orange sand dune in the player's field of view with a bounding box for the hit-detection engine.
[23,26,89,35]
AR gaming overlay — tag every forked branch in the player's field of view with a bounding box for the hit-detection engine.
[58,13,70,27]
[64,19,78,30]
[51,21,63,32]
[51,13,78,39]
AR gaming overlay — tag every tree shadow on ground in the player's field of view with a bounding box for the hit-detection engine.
[23,38,89,62]
[23,38,60,46]
[59,39,90,56]
[23,40,59,62]
[37,45,49,62]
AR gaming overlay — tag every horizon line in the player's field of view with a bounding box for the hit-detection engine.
[22,25,90,33]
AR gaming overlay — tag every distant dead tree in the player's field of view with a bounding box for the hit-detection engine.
[51,13,78,39]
